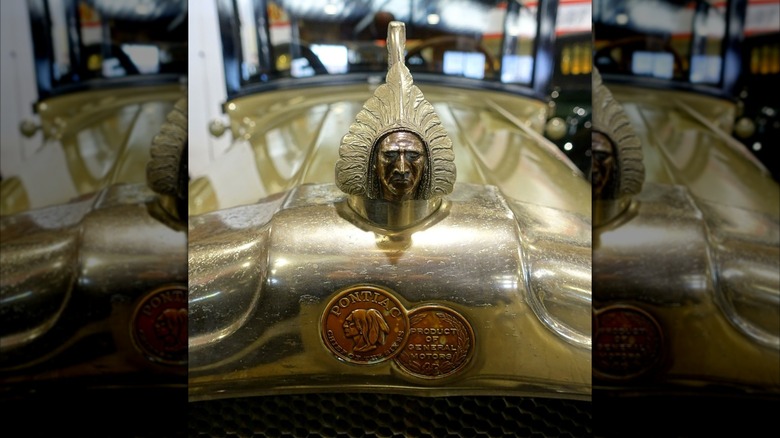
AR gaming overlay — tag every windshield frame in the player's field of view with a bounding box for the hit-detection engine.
[593,0,748,100]
[216,0,561,102]
[27,0,187,102]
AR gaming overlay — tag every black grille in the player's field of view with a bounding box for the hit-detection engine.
[188,394,592,437]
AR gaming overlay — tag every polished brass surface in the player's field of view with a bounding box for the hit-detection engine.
[189,20,591,401]
[188,183,591,401]
[0,183,188,381]
[2,83,184,216]
[593,182,779,393]
[584,57,780,405]
[0,177,30,217]
[47,84,183,187]
[592,70,779,394]
[188,176,218,217]
[605,84,779,217]
[346,196,442,230]
[1,82,188,390]
[188,85,590,218]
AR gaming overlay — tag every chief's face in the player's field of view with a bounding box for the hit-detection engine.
[376,131,427,201]
[591,131,615,198]
[343,314,359,337]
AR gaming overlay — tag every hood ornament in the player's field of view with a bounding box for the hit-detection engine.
[336,22,456,229]
[591,67,645,226]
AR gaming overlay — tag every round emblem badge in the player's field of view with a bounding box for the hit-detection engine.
[393,305,474,379]
[593,304,664,379]
[131,285,188,365]
[321,285,410,365]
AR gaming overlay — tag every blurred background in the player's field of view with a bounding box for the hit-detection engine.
[1,0,187,213]
[593,0,779,181]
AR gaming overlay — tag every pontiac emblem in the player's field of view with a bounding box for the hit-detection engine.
[593,304,664,379]
[321,285,410,364]
[393,305,474,379]
[131,285,188,365]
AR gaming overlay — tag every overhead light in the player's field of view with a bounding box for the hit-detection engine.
[135,3,153,15]
[324,1,341,15]
[427,14,440,25]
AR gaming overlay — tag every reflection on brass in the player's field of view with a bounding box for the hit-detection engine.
[41,85,182,197]
[189,181,592,400]
[131,285,188,365]
[187,176,218,216]
[335,21,456,202]
[0,176,30,216]
[321,285,409,364]
[188,83,589,218]
[593,305,663,380]
[394,305,474,380]
[345,195,445,231]
[187,21,592,401]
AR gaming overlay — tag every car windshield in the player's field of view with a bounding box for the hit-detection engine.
[218,0,591,98]
[593,0,776,96]
[28,0,187,98]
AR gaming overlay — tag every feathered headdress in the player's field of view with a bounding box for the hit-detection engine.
[335,22,456,200]
[592,68,645,199]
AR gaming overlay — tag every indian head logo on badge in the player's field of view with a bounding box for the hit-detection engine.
[321,284,410,365]
[131,285,188,365]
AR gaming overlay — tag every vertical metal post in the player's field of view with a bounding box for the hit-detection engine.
[63,0,82,83]
[533,0,559,98]
[27,0,53,100]
[217,0,242,99]
[254,0,274,80]
[500,0,521,58]
[721,0,747,96]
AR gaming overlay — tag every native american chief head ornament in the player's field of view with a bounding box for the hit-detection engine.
[591,67,644,200]
[335,21,456,202]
